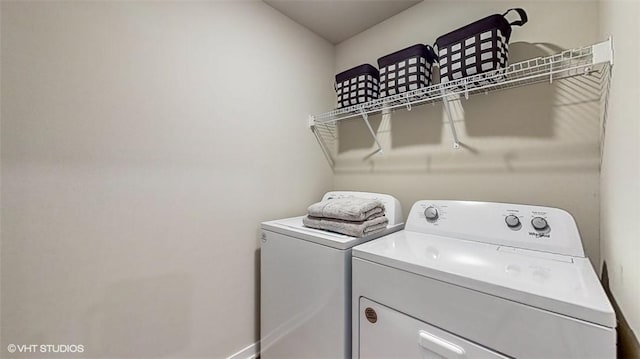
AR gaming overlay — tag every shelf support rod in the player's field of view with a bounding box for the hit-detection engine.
[361,111,383,156]
[308,115,335,168]
[441,89,461,149]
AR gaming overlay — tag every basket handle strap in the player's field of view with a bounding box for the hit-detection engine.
[426,44,438,62]
[502,8,528,27]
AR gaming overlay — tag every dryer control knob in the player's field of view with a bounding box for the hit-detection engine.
[505,215,521,228]
[531,217,549,231]
[424,206,439,221]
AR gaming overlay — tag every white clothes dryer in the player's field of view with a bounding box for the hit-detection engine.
[352,200,616,359]
[261,191,403,359]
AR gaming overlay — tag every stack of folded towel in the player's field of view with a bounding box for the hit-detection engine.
[302,197,388,237]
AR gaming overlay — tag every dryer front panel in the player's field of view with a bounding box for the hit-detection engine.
[351,258,616,359]
[358,297,507,359]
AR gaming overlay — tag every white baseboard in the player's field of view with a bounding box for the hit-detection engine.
[226,341,259,359]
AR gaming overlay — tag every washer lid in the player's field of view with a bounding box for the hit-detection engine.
[353,231,616,328]
[262,216,404,250]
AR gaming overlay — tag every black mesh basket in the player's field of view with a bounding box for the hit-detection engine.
[377,44,437,98]
[435,8,528,87]
[335,64,379,109]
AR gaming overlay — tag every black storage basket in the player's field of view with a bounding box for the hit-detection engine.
[435,8,528,86]
[335,64,379,108]
[377,44,437,98]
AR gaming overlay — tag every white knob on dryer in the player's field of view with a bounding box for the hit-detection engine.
[424,206,439,221]
[531,217,549,231]
[505,215,521,228]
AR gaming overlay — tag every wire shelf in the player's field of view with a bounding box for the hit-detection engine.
[309,38,613,166]
[310,39,613,126]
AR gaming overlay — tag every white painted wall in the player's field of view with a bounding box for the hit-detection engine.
[599,0,640,340]
[332,1,604,266]
[0,2,333,358]
[2,1,636,357]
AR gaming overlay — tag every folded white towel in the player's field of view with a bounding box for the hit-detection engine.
[307,197,385,222]
[302,215,388,238]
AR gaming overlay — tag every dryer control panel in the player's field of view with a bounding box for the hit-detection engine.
[405,200,584,257]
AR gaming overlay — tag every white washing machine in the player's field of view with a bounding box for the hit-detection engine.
[352,200,616,359]
[261,191,404,359]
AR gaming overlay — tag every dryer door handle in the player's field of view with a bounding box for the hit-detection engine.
[418,330,467,359]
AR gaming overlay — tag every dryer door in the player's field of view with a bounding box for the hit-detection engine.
[358,298,508,359]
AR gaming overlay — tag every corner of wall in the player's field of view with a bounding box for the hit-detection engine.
[597,0,640,356]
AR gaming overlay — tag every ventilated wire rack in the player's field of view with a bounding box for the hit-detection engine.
[309,38,613,166]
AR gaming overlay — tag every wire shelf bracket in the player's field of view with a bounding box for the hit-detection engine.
[360,111,384,159]
[441,88,461,149]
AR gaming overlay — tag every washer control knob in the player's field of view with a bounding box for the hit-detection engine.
[505,215,521,228]
[531,217,549,231]
[424,206,439,221]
